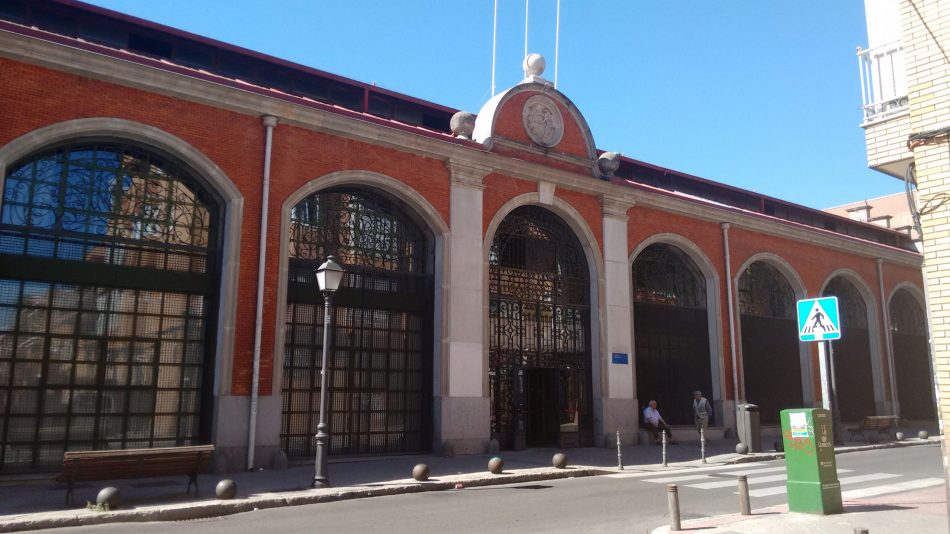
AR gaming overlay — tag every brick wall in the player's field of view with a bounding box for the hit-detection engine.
[866,114,914,168]
[899,0,950,489]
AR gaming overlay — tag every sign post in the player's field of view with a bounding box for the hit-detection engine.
[797,296,843,445]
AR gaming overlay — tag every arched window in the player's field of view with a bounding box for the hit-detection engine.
[282,188,433,456]
[0,142,220,471]
[738,261,802,423]
[489,206,591,449]
[738,262,794,319]
[633,244,706,308]
[632,243,711,425]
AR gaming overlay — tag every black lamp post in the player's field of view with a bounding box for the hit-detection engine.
[312,255,344,488]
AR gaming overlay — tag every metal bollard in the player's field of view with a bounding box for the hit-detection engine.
[662,430,668,467]
[737,474,751,515]
[616,430,624,470]
[700,427,707,464]
[667,484,681,531]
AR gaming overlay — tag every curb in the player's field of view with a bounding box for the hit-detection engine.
[0,467,607,532]
[0,439,938,532]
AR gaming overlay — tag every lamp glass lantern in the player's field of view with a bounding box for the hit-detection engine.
[315,256,344,293]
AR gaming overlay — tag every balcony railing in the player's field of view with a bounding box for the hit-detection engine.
[857,41,908,124]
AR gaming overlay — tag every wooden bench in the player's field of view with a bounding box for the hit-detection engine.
[846,415,898,442]
[56,445,214,504]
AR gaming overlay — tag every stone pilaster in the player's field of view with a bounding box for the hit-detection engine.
[435,158,492,454]
[598,195,638,445]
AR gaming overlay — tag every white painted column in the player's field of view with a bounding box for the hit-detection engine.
[438,159,492,455]
[599,196,637,445]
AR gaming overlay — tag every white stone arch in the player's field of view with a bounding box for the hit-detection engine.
[0,117,244,399]
[271,170,449,402]
[733,252,814,409]
[819,268,887,415]
[482,192,606,436]
[628,233,726,418]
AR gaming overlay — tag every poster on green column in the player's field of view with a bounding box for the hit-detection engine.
[781,408,842,514]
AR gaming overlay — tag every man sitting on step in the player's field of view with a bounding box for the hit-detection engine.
[643,400,678,445]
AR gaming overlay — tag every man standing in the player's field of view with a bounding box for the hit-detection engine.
[693,390,712,441]
[642,400,677,445]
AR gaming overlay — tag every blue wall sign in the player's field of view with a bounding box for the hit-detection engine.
[611,353,629,365]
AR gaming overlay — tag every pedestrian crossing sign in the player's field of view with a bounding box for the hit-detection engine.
[797,297,841,342]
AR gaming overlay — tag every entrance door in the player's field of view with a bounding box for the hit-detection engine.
[525,369,559,447]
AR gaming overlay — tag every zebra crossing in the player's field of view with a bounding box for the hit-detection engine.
[604,461,943,500]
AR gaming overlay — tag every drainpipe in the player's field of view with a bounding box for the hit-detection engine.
[877,258,899,418]
[721,223,740,427]
[247,115,278,471]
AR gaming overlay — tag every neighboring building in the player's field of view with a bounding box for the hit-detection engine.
[825,192,920,247]
[0,0,929,473]
[857,0,949,488]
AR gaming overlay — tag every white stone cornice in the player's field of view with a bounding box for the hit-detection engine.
[599,195,633,221]
[447,158,491,189]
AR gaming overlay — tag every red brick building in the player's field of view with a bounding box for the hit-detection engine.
[0,1,931,472]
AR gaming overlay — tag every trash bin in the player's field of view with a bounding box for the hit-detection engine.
[736,403,762,452]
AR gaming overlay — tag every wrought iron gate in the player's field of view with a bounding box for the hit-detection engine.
[281,188,432,456]
[0,143,220,471]
[889,289,935,421]
[824,277,874,421]
[632,243,711,425]
[489,206,592,449]
[738,262,802,424]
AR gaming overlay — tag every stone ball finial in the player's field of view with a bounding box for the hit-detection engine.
[523,53,546,78]
[450,111,476,140]
[598,151,621,178]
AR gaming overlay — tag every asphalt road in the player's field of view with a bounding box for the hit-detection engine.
[44,445,944,534]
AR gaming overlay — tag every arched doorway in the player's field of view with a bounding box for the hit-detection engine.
[280,187,433,456]
[738,261,803,424]
[0,142,221,471]
[823,276,875,421]
[488,205,592,449]
[632,243,711,425]
[889,288,935,421]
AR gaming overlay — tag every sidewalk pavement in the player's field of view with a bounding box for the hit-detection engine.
[0,436,941,532]
[650,485,948,533]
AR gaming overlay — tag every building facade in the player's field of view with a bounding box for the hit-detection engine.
[857,0,950,490]
[0,0,929,472]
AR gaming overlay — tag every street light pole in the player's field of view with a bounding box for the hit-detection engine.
[312,256,344,489]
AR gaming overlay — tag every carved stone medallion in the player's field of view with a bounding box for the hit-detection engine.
[522,95,564,148]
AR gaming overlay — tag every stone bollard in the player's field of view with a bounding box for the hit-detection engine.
[918,430,929,440]
[215,479,237,500]
[667,484,681,531]
[96,487,121,509]
[853,528,869,534]
[412,463,429,481]
[552,452,568,469]
[737,475,751,515]
[488,456,504,474]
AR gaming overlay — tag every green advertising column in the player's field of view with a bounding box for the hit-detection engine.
[780,408,842,514]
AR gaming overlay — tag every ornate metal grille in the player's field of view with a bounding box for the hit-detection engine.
[632,243,711,425]
[0,143,219,471]
[282,188,432,457]
[738,262,795,319]
[632,244,706,308]
[890,289,926,335]
[823,277,868,329]
[489,206,592,449]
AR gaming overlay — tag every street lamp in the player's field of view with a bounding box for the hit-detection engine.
[312,255,344,488]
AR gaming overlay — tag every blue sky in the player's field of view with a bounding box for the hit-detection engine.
[83,1,903,210]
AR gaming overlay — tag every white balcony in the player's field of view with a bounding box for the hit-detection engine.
[857,41,908,125]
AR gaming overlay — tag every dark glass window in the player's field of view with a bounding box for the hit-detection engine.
[738,262,795,319]
[632,243,706,309]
